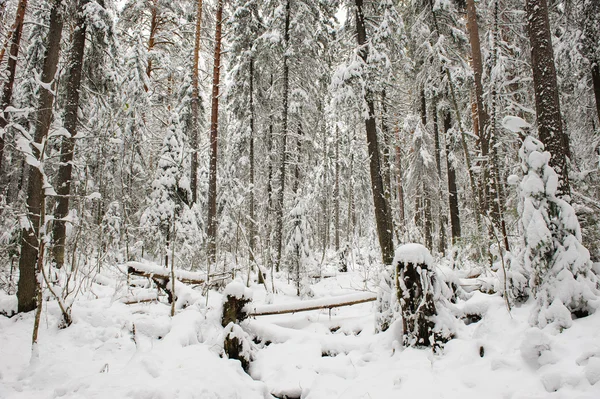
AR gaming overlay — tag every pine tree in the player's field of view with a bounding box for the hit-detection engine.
[517,136,598,329]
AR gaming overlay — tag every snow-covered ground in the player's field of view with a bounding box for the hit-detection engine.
[1,266,600,399]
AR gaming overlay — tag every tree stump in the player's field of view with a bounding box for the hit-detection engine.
[394,244,438,348]
[221,282,253,372]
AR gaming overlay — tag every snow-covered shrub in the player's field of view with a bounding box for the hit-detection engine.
[516,136,599,329]
[375,268,397,333]
[285,195,315,297]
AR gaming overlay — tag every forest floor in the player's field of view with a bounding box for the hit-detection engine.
[1,262,600,399]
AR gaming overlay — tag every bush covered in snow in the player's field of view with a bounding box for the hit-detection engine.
[516,136,599,329]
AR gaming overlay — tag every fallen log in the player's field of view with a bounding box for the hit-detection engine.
[126,262,206,285]
[249,292,377,316]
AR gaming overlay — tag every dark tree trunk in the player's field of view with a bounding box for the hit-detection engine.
[432,100,446,254]
[190,0,203,204]
[0,0,28,177]
[334,125,340,252]
[354,0,394,265]
[248,59,255,241]
[395,125,405,237]
[274,0,291,273]
[444,112,461,243]
[51,0,89,268]
[525,0,570,198]
[207,0,223,265]
[17,0,63,313]
[592,61,600,125]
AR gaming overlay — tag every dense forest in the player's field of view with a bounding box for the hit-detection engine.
[1,0,600,396]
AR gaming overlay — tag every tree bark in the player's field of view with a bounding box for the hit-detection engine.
[334,125,340,251]
[190,0,203,204]
[525,0,570,198]
[274,0,291,273]
[51,0,89,268]
[207,0,223,265]
[249,58,258,280]
[354,0,394,265]
[17,0,63,313]
[445,112,461,243]
[592,61,600,125]
[0,0,28,176]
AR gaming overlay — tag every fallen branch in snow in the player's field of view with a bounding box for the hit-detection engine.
[249,292,377,316]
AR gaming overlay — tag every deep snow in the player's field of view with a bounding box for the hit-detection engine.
[1,263,600,399]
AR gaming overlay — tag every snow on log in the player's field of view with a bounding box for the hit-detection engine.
[249,292,376,316]
[393,243,434,268]
[120,292,160,305]
[125,261,206,285]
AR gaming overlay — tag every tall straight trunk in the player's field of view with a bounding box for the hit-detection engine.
[190,0,203,204]
[419,89,433,249]
[525,0,570,198]
[394,119,405,238]
[51,0,89,268]
[206,0,223,265]
[249,58,256,265]
[0,0,28,176]
[274,0,291,273]
[489,1,510,252]
[592,61,600,125]
[432,100,446,254]
[320,122,328,254]
[354,0,394,265]
[145,0,158,87]
[445,112,461,243]
[334,125,340,251]
[17,0,63,313]
[466,0,489,151]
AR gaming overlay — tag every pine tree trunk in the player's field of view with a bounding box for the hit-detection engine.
[354,0,394,265]
[207,0,223,265]
[445,112,461,243]
[0,0,27,176]
[274,0,291,273]
[592,61,600,125]
[395,122,405,238]
[334,125,340,252]
[17,0,63,313]
[525,0,570,198]
[432,100,446,254]
[51,0,89,269]
[190,0,203,204]
[145,0,158,90]
[249,59,257,275]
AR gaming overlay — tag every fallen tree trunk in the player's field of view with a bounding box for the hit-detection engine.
[249,292,377,316]
[126,262,207,285]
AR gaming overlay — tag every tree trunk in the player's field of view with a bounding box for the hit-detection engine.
[145,0,158,90]
[51,0,89,268]
[592,61,600,125]
[206,0,223,265]
[190,0,203,204]
[0,0,28,176]
[445,112,461,243]
[432,100,446,254]
[249,58,259,282]
[334,125,340,251]
[274,0,291,273]
[354,0,394,265]
[394,121,405,238]
[525,0,570,198]
[17,0,63,313]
